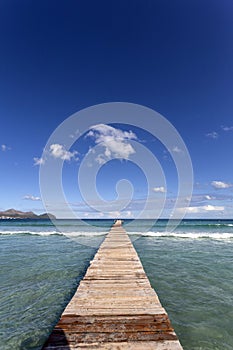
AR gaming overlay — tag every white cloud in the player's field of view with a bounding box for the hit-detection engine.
[153,186,166,193]
[108,210,121,218]
[204,195,213,200]
[94,153,107,165]
[33,157,45,166]
[206,131,218,139]
[69,129,81,139]
[211,181,232,189]
[1,144,11,151]
[172,146,182,153]
[23,195,41,201]
[202,205,224,211]
[87,124,137,161]
[185,196,192,202]
[179,205,224,214]
[49,144,78,161]
[221,125,233,131]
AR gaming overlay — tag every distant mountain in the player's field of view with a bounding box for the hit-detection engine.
[0,209,56,220]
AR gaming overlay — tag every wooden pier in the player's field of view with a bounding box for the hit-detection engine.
[43,220,183,349]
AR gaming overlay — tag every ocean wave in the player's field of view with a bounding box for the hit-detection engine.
[1,230,233,240]
[128,231,233,240]
[0,230,61,236]
[0,230,107,237]
[207,223,233,227]
[179,223,233,229]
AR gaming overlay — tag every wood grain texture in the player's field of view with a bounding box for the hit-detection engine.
[42,220,183,349]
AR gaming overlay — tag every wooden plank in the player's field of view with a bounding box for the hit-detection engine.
[45,330,178,343]
[42,220,183,349]
[43,341,183,350]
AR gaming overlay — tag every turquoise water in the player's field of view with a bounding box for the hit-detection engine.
[0,219,233,349]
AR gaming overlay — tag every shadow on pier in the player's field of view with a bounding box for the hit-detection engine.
[42,327,71,349]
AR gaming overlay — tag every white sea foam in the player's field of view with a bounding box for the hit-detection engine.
[128,231,233,240]
[212,223,233,227]
[1,229,233,240]
[61,231,107,237]
[0,230,107,237]
[0,230,61,236]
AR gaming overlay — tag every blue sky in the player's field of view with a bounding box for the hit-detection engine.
[0,0,233,218]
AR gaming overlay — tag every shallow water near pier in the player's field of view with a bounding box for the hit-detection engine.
[0,219,233,349]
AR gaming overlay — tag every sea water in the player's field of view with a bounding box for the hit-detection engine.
[0,219,233,350]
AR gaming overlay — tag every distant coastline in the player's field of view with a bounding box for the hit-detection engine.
[0,209,55,220]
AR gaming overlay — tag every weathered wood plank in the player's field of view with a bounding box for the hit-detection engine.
[43,341,183,350]
[42,220,183,349]
[46,330,178,343]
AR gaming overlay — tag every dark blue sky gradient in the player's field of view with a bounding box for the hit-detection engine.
[0,0,233,217]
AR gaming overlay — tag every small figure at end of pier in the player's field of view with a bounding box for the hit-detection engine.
[113,219,123,226]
